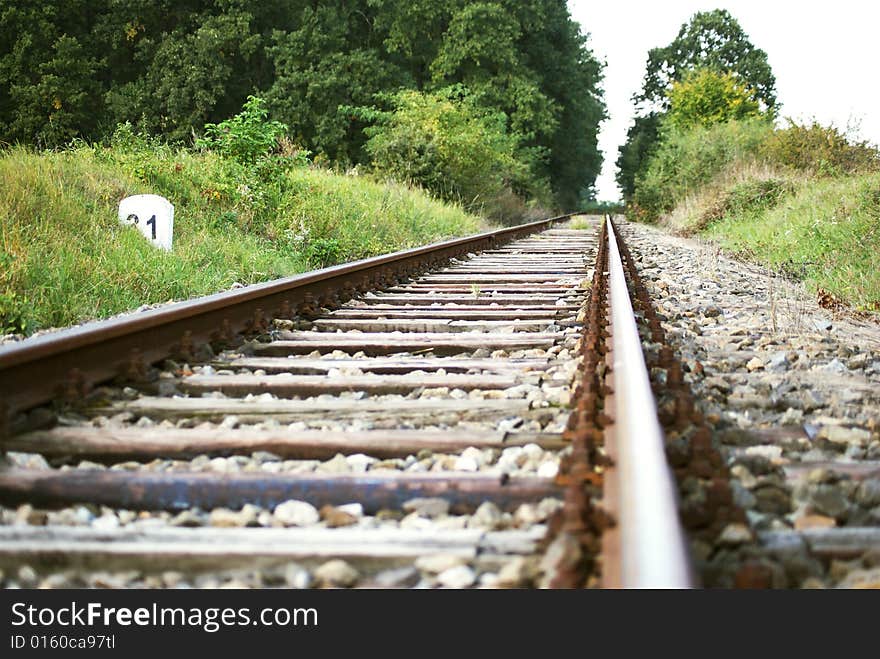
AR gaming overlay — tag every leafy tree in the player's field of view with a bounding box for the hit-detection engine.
[615,113,661,199]
[507,0,605,207]
[358,87,535,217]
[372,0,453,89]
[0,0,606,214]
[373,0,605,209]
[0,1,104,146]
[110,9,262,142]
[667,68,763,130]
[637,9,777,113]
[265,3,403,165]
[7,35,102,147]
[618,8,776,199]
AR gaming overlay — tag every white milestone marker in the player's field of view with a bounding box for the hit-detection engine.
[118,194,174,251]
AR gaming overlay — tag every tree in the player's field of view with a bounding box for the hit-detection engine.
[667,68,763,130]
[617,8,776,199]
[638,9,777,113]
[109,9,262,142]
[359,86,531,214]
[0,1,105,146]
[0,0,605,213]
[265,2,403,164]
[615,113,661,199]
[510,0,605,208]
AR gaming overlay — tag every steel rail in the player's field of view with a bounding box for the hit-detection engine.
[604,217,693,588]
[0,213,573,427]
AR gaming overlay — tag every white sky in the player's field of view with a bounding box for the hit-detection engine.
[568,1,880,201]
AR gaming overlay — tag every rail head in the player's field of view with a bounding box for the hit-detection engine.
[605,217,693,588]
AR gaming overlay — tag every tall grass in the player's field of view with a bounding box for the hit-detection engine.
[0,144,483,334]
[631,118,773,222]
[630,117,880,311]
[703,173,880,310]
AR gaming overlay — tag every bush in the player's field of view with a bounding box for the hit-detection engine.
[353,87,547,222]
[761,120,880,176]
[0,143,482,334]
[197,96,288,164]
[631,118,773,221]
[704,172,880,310]
[305,238,342,268]
[667,69,763,130]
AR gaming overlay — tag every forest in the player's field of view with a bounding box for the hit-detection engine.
[0,0,606,211]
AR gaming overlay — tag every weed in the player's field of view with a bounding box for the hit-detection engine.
[196,96,287,165]
[761,120,880,176]
[705,173,880,310]
[0,290,30,334]
[305,238,342,268]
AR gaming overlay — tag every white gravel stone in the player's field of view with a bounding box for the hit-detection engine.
[437,565,476,588]
[453,455,479,471]
[345,453,376,472]
[496,557,531,587]
[274,500,320,527]
[284,564,312,589]
[718,523,754,545]
[403,497,450,518]
[337,503,364,518]
[317,453,351,473]
[400,513,436,530]
[744,445,783,461]
[314,560,358,587]
[467,501,503,530]
[414,553,467,574]
[91,515,120,531]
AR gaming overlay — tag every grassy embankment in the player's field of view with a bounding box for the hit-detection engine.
[631,120,880,311]
[0,139,483,335]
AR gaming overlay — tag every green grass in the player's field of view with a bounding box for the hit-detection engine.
[0,143,483,334]
[631,118,773,222]
[703,173,880,310]
[568,215,596,230]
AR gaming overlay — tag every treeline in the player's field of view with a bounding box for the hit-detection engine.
[615,9,778,200]
[616,9,880,310]
[0,0,605,212]
[616,9,878,222]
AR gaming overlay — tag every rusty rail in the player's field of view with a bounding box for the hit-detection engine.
[603,217,692,588]
[0,213,573,430]
[545,215,693,588]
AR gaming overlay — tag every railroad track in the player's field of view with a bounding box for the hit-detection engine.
[0,214,693,589]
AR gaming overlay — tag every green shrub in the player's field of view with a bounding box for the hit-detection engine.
[0,290,31,334]
[667,69,763,130]
[353,87,547,222]
[197,96,288,164]
[631,118,773,221]
[761,120,880,176]
[305,238,342,268]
